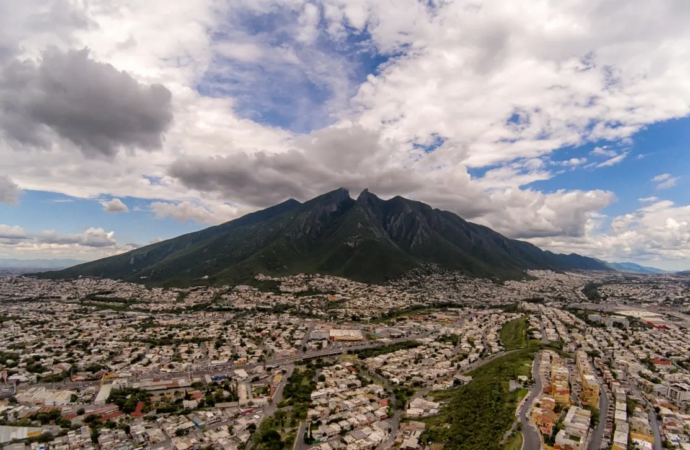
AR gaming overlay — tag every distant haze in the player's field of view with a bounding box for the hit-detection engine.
[0,258,85,269]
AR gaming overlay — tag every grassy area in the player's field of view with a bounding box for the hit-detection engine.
[281,368,316,423]
[503,432,523,450]
[500,317,527,350]
[515,388,529,401]
[251,414,296,450]
[421,348,536,450]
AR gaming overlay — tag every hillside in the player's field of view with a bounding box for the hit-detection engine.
[38,189,611,286]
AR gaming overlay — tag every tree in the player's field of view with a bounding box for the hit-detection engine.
[247,423,257,433]
[77,408,85,416]
[84,414,101,424]
[274,410,287,427]
[37,432,55,443]
[261,430,281,443]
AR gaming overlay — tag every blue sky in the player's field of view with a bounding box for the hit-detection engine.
[533,119,690,216]
[2,0,690,270]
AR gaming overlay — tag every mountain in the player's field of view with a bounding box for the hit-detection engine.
[37,189,611,286]
[606,261,671,275]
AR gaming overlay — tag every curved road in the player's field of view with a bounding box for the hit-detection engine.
[518,351,542,450]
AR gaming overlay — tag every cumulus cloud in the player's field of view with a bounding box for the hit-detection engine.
[342,0,690,167]
[0,175,23,204]
[0,224,134,260]
[168,125,425,207]
[530,200,690,270]
[475,189,615,239]
[2,0,690,265]
[0,224,28,243]
[150,201,243,225]
[559,158,587,167]
[0,48,173,157]
[99,198,129,213]
[652,173,679,190]
[168,124,615,238]
[38,228,117,247]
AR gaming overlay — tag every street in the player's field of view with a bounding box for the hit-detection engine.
[628,382,662,450]
[586,380,608,450]
[518,351,542,450]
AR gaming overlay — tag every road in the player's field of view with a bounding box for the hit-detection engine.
[648,409,663,450]
[628,383,662,450]
[539,318,548,344]
[299,323,316,353]
[517,351,542,450]
[263,365,294,418]
[586,381,609,450]
[294,421,310,450]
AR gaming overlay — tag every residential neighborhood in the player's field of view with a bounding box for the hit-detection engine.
[2,270,690,449]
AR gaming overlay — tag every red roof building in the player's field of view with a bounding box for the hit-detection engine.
[130,402,145,418]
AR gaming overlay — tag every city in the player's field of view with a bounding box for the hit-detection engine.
[1,270,690,449]
[3,0,690,449]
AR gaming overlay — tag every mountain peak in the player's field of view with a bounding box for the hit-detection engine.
[327,187,350,200]
[303,187,351,207]
[357,188,380,202]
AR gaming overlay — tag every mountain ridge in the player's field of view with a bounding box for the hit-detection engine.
[37,189,611,285]
[605,261,671,275]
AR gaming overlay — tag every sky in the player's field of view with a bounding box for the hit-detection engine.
[1,0,690,271]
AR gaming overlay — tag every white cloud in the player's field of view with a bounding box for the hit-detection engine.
[2,0,690,265]
[590,147,618,158]
[0,175,23,205]
[652,173,679,190]
[150,201,243,225]
[529,200,690,270]
[99,198,129,213]
[559,158,587,167]
[639,196,658,203]
[595,152,628,168]
[0,225,133,260]
[38,228,117,247]
[0,224,28,242]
